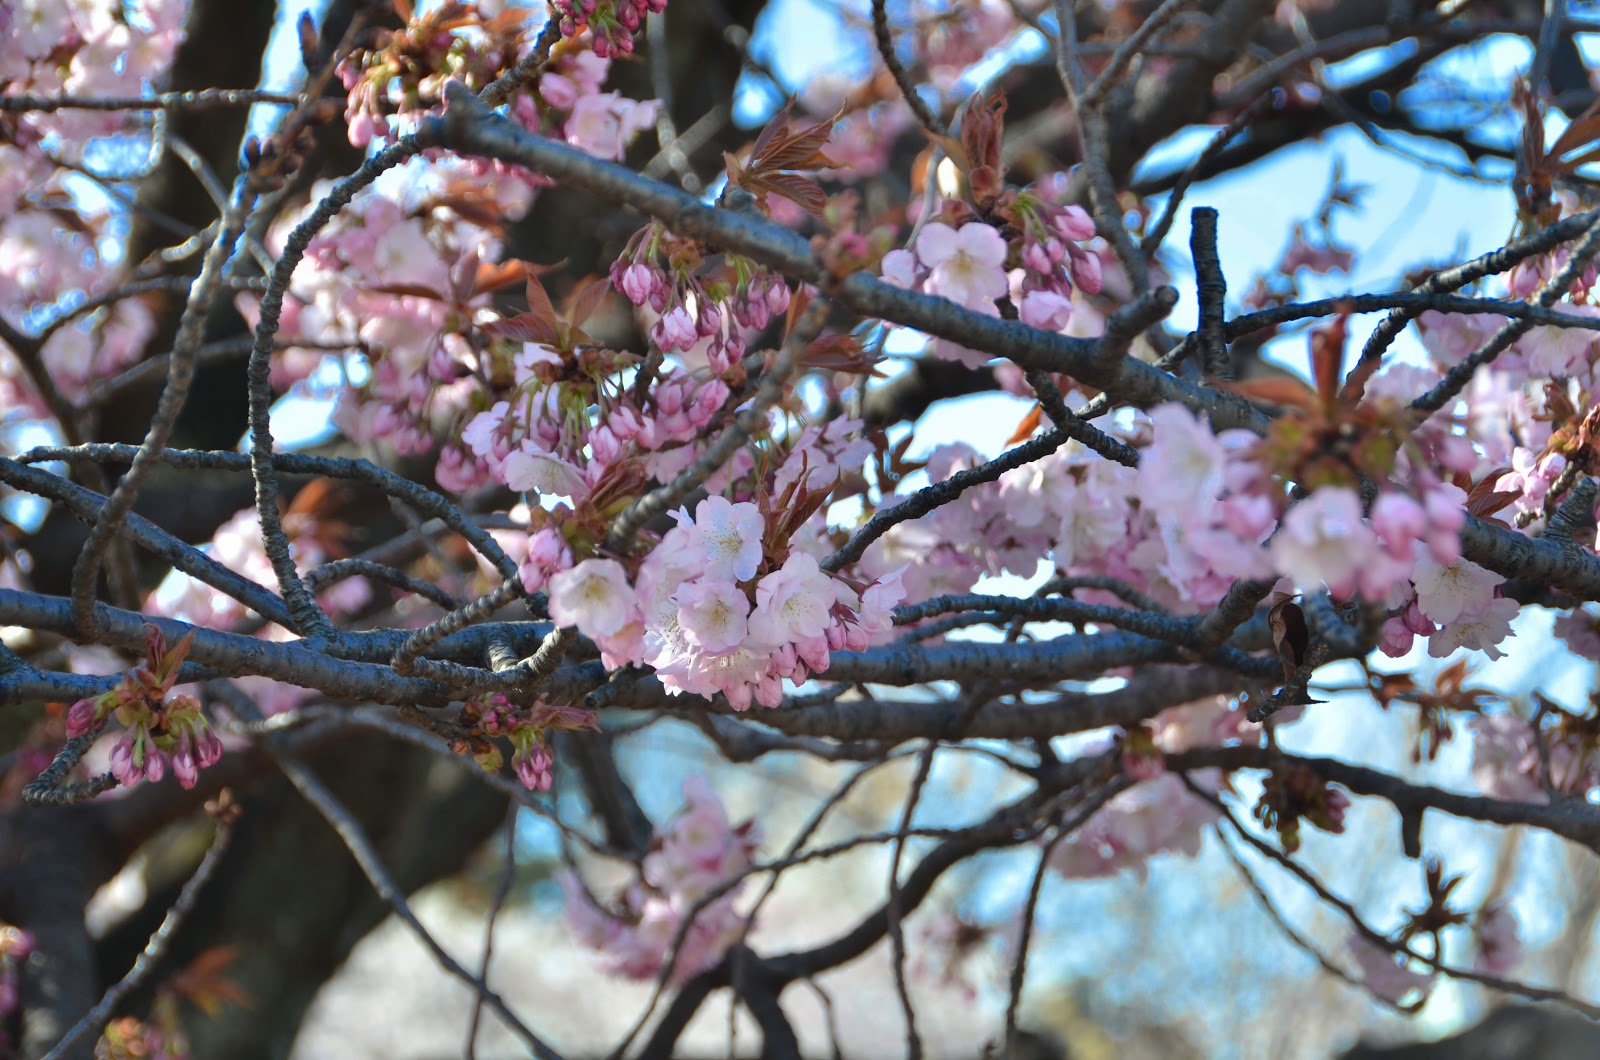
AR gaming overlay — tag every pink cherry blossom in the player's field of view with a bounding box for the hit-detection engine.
[1427,595,1518,660]
[749,552,836,646]
[1019,288,1073,330]
[1269,487,1376,598]
[549,559,638,639]
[1138,404,1228,514]
[1473,902,1521,975]
[519,527,573,594]
[681,496,765,582]
[1346,935,1434,1003]
[503,443,589,497]
[1496,447,1567,517]
[1047,773,1219,881]
[1416,310,1506,368]
[1369,492,1425,555]
[916,222,1009,308]
[565,93,660,160]
[674,579,750,654]
[651,305,698,352]
[1411,552,1502,626]
[1554,608,1600,661]
[880,248,920,288]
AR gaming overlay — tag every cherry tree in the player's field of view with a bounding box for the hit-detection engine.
[4,0,1600,1055]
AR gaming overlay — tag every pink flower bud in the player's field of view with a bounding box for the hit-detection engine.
[1054,205,1096,242]
[764,279,791,316]
[540,72,579,110]
[695,302,722,338]
[1068,245,1103,294]
[1370,492,1425,557]
[172,744,199,789]
[65,698,99,737]
[618,262,655,305]
[689,380,728,427]
[1379,616,1414,658]
[1021,241,1053,275]
[652,306,697,352]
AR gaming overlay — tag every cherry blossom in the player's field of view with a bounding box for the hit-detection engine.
[1269,488,1377,599]
[1473,902,1522,975]
[916,222,1009,309]
[1411,553,1503,627]
[564,777,759,982]
[1047,773,1220,881]
[678,496,764,583]
[749,552,836,646]
[1346,936,1434,1004]
[674,579,750,654]
[1427,596,1518,659]
[549,559,639,639]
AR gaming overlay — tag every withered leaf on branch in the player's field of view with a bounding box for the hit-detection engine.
[1268,595,1310,683]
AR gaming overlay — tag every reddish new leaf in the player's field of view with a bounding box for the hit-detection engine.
[1214,375,1321,416]
[471,259,530,297]
[1309,312,1349,412]
[481,311,559,346]
[802,333,883,375]
[524,273,560,336]
[747,106,838,172]
[783,284,812,344]
[1464,468,1519,517]
[368,282,449,301]
[752,172,829,218]
[1337,350,1384,407]
[1005,404,1043,446]
[564,275,612,327]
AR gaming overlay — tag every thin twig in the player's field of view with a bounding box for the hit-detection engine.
[466,806,521,1060]
[41,807,237,1060]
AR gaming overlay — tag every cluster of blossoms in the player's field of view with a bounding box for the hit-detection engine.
[912,0,1024,93]
[859,403,1264,613]
[244,156,522,455]
[149,504,370,631]
[337,3,519,148]
[1050,696,1255,879]
[1343,900,1521,1005]
[0,1,186,421]
[547,495,905,710]
[553,0,667,58]
[1048,772,1220,880]
[250,152,560,462]
[338,6,658,155]
[1469,707,1600,801]
[880,194,1102,367]
[443,252,800,520]
[862,396,1491,643]
[610,221,793,371]
[1,1,189,145]
[0,923,33,1054]
[456,693,598,791]
[563,777,760,981]
[64,626,223,790]
[266,46,659,477]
